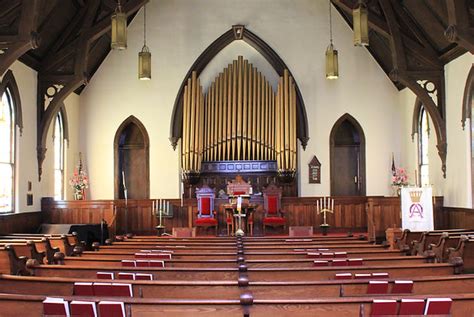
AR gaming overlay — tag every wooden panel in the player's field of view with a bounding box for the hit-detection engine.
[367,196,445,242]
[42,198,116,236]
[0,212,43,234]
[40,196,456,237]
[441,206,474,229]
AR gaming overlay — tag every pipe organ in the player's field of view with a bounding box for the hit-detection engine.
[181,56,297,182]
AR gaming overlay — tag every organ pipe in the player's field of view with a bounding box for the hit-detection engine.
[181,56,297,178]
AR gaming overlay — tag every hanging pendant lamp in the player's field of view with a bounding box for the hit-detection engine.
[326,1,338,79]
[353,0,369,46]
[111,0,127,50]
[138,4,151,80]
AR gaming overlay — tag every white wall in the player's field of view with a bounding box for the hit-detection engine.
[1,61,82,211]
[1,62,40,212]
[399,52,474,207]
[444,53,473,207]
[41,93,81,200]
[80,0,401,199]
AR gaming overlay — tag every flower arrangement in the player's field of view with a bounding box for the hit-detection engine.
[69,154,88,200]
[392,167,408,187]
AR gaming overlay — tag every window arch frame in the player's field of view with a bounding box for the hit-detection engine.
[412,98,430,187]
[53,111,65,200]
[0,70,22,213]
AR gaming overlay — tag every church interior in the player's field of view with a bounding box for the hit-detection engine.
[0,0,473,316]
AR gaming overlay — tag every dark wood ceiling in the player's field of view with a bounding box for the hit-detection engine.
[333,0,472,90]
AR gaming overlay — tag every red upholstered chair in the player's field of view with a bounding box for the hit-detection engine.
[225,207,234,236]
[195,186,218,236]
[262,184,286,235]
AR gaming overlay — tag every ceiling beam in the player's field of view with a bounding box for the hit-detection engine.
[380,0,447,177]
[0,0,40,77]
[36,0,147,180]
[445,0,474,54]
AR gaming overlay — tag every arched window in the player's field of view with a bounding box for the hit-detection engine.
[53,112,65,200]
[0,87,15,212]
[418,106,430,187]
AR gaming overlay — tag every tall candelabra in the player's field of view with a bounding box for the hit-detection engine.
[152,199,172,236]
[316,196,334,235]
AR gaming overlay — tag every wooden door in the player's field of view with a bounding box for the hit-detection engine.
[114,116,150,200]
[330,114,365,196]
[332,146,360,196]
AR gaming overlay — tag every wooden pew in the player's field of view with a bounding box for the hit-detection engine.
[60,254,430,268]
[119,238,369,247]
[131,234,365,240]
[411,230,474,256]
[429,234,472,263]
[83,249,406,261]
[0,232,82,248]
[0,238,64,264]
[0,246,30,275]
[25,262,460,281]
[0,242,45,264]
[1,292,472,317]
[448,238,474,273]
[2,273,474,299]
[99,243,385,252]
[395,229,469,254]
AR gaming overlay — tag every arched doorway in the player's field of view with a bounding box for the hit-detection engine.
[330,114,366,196]
[114,116,150,199]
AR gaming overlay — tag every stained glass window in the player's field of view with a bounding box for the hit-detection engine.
[419,107,430,187]
[0,88,15,212]
[54,113,65,200]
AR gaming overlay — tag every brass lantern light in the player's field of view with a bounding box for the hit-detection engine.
[138,4,151,80]
[111,0,127,50]
[326,1,338,79]
[353,0,369,46]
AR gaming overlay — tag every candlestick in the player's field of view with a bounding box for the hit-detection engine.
[181,183,184,207]
[166,201,170,215]
[152,200,155,216]
[316,199,319,212]
[331,198,334,211]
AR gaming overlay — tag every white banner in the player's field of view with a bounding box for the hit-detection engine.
[401,187,433,231]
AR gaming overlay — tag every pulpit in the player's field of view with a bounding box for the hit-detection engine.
[195,186,217,235]
[225,175,255,236]
[263,184,286,235]
[227,175,252,203]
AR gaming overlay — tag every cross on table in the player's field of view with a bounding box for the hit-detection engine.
[234,207,246,236]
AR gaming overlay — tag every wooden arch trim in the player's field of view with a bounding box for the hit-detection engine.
[169,25,309,150]
[411,98,423,141]
[0,70,23,135]
[113,115,150,200]
[462,64,474,129]
[329,113,366,196]
[59,105,69,143]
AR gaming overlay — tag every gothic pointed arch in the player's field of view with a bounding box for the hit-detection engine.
[330,113,366,196]
[169,25,309,150]
[462,64,474,129]
[0,70,23,134]
[114,116,150,200]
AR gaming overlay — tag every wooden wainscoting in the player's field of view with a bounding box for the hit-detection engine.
[41,196,448,239]
[440,207,474,229]
[42,198,116,236]
[0,211,43,234]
